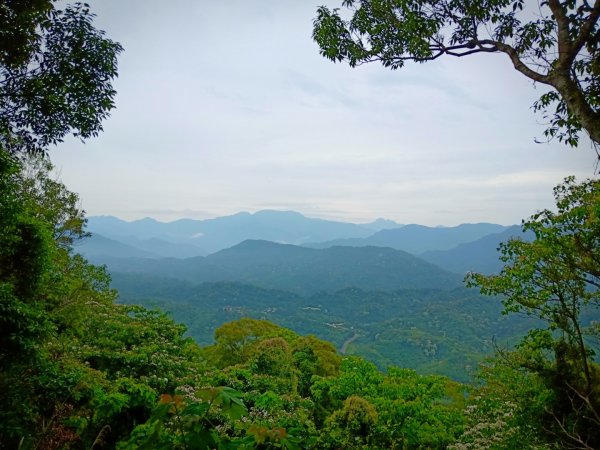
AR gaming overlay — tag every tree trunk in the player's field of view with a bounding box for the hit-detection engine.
[550,70,600,146]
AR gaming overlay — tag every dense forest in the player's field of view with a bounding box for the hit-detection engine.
[112,277,533,382]
[1,1,600,449]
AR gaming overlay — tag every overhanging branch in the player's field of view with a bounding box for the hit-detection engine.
[477,39,550,84]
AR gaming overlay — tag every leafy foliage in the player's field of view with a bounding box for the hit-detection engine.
[467,177,600,448]
[312,357,465,448]
[0,155,202,448]
[313,0,600,148]
[0,2,122,155]
[449,357,552,450]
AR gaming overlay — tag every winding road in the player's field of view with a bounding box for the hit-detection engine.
[340,333,359,354]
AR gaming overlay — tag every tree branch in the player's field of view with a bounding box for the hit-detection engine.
[477,39,550,84]
[566,382,600,426]
[363,41,506,66]
[550,413,595,449]
[572,0,600,55]
[548,0,573,64]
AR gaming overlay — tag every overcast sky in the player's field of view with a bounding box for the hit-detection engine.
[51,0,596,226]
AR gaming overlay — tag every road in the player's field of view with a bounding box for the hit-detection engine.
[340,333,359,354]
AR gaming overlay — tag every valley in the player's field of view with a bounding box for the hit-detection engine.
[83,211,539,382]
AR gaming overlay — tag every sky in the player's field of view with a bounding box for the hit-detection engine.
[51,0,597,226]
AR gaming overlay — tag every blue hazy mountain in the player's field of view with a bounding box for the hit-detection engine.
[420,225,535,275]
[124,237,207,258]
[360,218,404,231]
[305,223,509,254]
[73,234,159,259]
[86,210,377,255]
[75,232,208,259]
[96,240,462,295]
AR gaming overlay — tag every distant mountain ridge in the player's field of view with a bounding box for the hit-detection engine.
[359,218,404,231]
[85,210,389,257]
[95,239,462,295]
[421,225,534,275]
[74,234,159,259]
[305,223,509,254]
[83,211,514,260]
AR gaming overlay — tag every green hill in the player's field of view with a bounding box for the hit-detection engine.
[99,240,462,295]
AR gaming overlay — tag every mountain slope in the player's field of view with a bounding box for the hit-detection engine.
[87,210,376,254]
[420,225,534,274]
[100,240,462,295]
[112,274,535,381]
[306,223,509,254]
[74,233,159,259]
[125,237,207,258]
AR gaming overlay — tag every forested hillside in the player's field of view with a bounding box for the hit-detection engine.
[112,275,534,381]
[91,240,463,294]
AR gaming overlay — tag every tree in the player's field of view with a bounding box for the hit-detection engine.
[0,1,53,68]
[313,0,600,150]
[0,151,53,368]
[467,177,600,448]
[0,155,215,448]
[449,358,552,450]
[204,318,297,368]
[321,395,379,449]
[0,1,122,155]
[311,357,464,448]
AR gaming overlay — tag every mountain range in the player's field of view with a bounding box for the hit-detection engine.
[83,210,402,258]
[421,225,534,274]
[80,210,515,264]
[97,240,463,295]
[305,222,509,254]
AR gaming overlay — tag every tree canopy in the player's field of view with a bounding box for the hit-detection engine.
[313,0,600,150]
[467,176,600,449]
[0,1,122,155]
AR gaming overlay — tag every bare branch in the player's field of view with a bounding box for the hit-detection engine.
[549,408,595,450]
[566,382,600,426]
[361,41,507,66]
[478,39,550,84]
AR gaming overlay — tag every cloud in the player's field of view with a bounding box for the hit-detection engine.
[51,0,595,227]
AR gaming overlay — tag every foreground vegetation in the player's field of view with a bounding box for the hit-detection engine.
[1,152,599,449]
